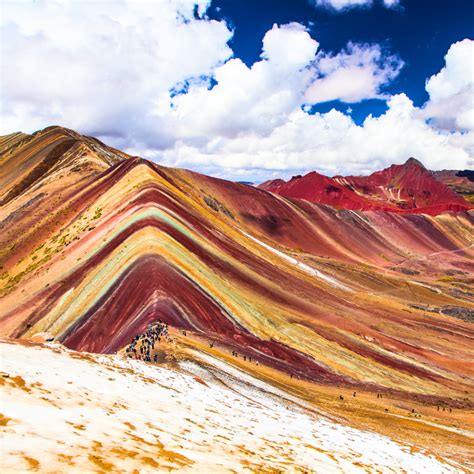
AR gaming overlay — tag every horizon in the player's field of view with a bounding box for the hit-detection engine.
[9,124,473,184]
[1,0,473,182]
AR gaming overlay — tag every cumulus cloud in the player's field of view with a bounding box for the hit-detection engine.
[145,24,402,150]
[422,39,474,132]
[148,23,320,144]
[305,42,403,103]
[1,1,472,181]
[153,93,471,182]
[310,0,399,12]
[261,23,319,69]
[142,33,471,181]
[1,0,233,142]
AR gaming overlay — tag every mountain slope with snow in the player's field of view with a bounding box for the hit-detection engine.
[1,339,471,473]
[1,126,473,472]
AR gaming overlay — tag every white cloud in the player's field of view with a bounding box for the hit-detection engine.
[422,39,474,132]
[261,23,319,69]
[1,2,472,182]
[153,93,471,182]
[136,32,473,180]
[310,0,399,12]
[305,42,403,103]
[0,0,233,140]
[142,25,401,150]
[311,0,373,11]
[382,0,400,7]
[148,23,320,144]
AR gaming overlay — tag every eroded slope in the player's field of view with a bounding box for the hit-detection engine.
[0,126,473,404]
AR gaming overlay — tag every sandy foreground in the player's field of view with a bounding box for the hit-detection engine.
[0,339,469,473]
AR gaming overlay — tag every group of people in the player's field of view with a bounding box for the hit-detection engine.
[231,349,257,364]
[124,324,456,419]
[125,321,170,362]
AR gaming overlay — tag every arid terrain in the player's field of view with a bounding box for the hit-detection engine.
[1,126,473,472]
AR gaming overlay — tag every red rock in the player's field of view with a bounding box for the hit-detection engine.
[259,158,472,215]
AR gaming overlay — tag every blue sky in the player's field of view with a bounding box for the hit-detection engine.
[209,0,473,124]
[1,0,473,180]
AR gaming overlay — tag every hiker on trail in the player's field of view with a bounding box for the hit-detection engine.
[125,320,173,364]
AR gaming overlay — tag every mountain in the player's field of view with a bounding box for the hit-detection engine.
[433,169,474,204]
[1,126,474,469]
[259,158,472,215]
[0,126,128,208]
[0,338,467,472]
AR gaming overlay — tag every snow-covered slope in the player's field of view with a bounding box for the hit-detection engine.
[0,340,467,473]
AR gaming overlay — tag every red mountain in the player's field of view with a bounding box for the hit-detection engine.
[259,158,472,215]
[432,169,474,204]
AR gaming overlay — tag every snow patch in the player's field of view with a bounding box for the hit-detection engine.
[0,341,462,473]
[243,231,353,292]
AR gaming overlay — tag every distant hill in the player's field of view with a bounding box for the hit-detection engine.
[432,169,474,204]
[259,158,472,215]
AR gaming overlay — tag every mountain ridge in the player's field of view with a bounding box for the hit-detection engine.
[259,157,472,215]
[1,125,474,467]
[0,125,473,397]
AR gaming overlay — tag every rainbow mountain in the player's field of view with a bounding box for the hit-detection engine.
[1,126,473,471]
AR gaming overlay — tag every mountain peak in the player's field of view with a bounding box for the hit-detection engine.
[259,156,471,214]
[404,157,426,169]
